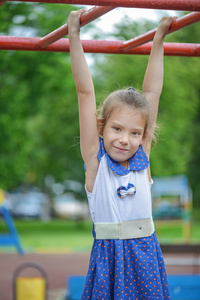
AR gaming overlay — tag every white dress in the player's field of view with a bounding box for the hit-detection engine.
[86,154,153,223]
[80,137,171,300]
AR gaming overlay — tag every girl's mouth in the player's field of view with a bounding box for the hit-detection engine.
[114,146,129,153]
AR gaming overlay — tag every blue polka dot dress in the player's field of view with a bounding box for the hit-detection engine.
[81,138,171,300]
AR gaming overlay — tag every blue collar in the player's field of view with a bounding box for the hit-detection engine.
[98,137,149,175]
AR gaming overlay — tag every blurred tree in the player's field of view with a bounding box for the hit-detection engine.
[0,2,84,190]
[156,16,200,209]
[170,15,200,210]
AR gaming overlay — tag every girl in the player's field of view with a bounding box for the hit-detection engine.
[68,9,173,300]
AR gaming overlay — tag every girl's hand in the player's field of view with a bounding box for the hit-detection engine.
[157,16,177,38]
[68,9,86,34]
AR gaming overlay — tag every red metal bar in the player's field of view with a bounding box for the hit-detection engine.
[122,12,200,52]
[38,6,115,48]
[7,0,200,11]
[0,36,199,56]
[0,1,7,6]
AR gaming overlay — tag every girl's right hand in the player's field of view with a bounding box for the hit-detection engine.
[68,9,86,34]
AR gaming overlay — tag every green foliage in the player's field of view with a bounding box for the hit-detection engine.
[0,3,84,190]
[151,55,199,177]
[0,2,73,36]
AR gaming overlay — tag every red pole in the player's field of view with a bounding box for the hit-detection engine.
[7,0,200,11]
[122,12,200,51]
[38,6,115,48]
[0,36,200,56]
[0,1,7,6]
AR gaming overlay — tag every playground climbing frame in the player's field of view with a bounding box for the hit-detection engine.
[0,0,200,56]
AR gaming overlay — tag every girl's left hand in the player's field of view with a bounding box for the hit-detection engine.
[157,16,177,37]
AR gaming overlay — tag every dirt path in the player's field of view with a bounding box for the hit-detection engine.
[0,251,200,300]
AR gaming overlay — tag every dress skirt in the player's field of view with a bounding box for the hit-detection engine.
[80,228,171,300]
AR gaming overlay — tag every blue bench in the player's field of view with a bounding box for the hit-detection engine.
[67,275,200,300]
[168,275,200,299]
[67,275,86,300]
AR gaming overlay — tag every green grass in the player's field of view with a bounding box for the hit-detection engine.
[1,218,200,253]
[155,220,200,244]
[0,219,93,252]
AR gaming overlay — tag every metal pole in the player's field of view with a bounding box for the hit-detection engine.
[0,37,200,56]
[7,0,200,11]
[122,12,200,51]
[38,6,115,48]
[0,1,7,6]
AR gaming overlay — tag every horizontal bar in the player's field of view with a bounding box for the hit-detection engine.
[39,6,115,48]
[7,0,200,11]
[122,12,200,51]
[0,36,200,56]
[0,1,7,6]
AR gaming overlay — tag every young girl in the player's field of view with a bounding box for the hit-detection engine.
[68,9,173,300]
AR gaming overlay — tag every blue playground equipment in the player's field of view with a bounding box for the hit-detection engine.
[151,174,192,219]
[151,175,193,242]
[0,206,24,254]
[67,274,200,300]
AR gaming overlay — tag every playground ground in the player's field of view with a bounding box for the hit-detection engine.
[0,249,200,300]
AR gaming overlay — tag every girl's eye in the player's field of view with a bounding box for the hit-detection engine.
[113,127,120,132]
[132,131,140,136]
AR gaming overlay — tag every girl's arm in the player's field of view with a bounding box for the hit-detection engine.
[142,17,175,151]
[68,10,99,192]
[142,17,175,179]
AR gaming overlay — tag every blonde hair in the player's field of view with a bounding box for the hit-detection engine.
[98,87,150,137]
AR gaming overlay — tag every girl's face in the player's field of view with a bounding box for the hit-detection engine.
[102,106,146,168]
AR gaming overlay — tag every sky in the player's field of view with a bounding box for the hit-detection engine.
[82,7,178,38]
[78,6,179,66]
[10,6,178,39]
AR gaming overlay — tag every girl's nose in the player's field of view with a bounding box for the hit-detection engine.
[119,133,129,144]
